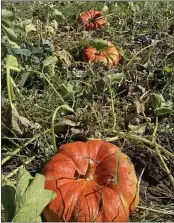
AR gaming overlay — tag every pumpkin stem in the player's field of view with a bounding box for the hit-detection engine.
[74,158,95,181]
[85,158,94,181]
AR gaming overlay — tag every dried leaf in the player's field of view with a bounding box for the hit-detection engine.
[128,124,146,134]
[2,106,41,137]
[11,108,41,137]
[102,5,109,12]
[55,50,73,67]
[135,100,145,115]
[54,116,78,133]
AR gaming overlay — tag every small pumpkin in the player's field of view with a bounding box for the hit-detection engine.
[79,10,105,31]
[83,40,120,67]
[42,140,139,222]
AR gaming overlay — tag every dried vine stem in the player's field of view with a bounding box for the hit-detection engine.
[106,132,174,158]
[152,117,174,190]
[1,129,51,166]
[3,156,35,181]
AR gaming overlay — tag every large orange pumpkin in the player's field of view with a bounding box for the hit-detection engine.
[83,41,120,67]
[42,140,139,222]
[79,10,105,31]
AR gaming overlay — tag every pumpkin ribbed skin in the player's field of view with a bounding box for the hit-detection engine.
[79,10,105,31]
[83,42,120,67]
[42,140,139,222]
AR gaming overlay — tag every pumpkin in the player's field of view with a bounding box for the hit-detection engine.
[42,140,139,222]
[79,10,105,31]
[83,40,120,67]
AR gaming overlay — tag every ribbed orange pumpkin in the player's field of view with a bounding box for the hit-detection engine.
[79,10,105,31]
[42,140,139,222]
[83,41,120,67]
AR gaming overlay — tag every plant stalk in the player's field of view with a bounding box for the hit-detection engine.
[1,129,51,166]
[3,156,35,181]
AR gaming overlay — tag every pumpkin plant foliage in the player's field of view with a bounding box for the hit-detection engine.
[2,9,36,49]
[146,93,173,116]
[2,167,56,222]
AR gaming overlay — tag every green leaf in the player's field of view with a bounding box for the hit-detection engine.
[35,216,42,222]
[20,49,32,57]
[2,185,16,221]
[106,73,124,85]
[2,19,15,29]
[15,167,33,211]
[16,19,36,33]
[147,93,164,109]
[5,55,21,72]
[89,39,108,52]
[25,23,36,33]
[52,9,65,21]
[163,66,172,73]
[61,83,82,99]
[18,71,31,87]
[13,170,56,222]
[1,9,19,48]
[146,93,173,116]
[2,36,20,49]
[2,9,15,21]
[156,105,173,116]
[22,19,32,26]
[60,104,75,113]
[2,24,17,41]
[61,83,74,95]
[43,56,58,67]
[16,19,31,30]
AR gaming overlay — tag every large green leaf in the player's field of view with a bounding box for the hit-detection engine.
[52,9,65,21]
[2,185,16,222]
[16,19,36,33]
[2,9,15,21]
[2,8,17,45]
[5,55,21,72]
[105,73,124,85]
[2,25,17,41]
[2,36,20,49]
[43,55,58,67]
[156,105,173,116]
[147,93,164,109]
[25,23,36,33]
[146,93,173,116]
[15,167,33,212]
[12,168,56,222]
